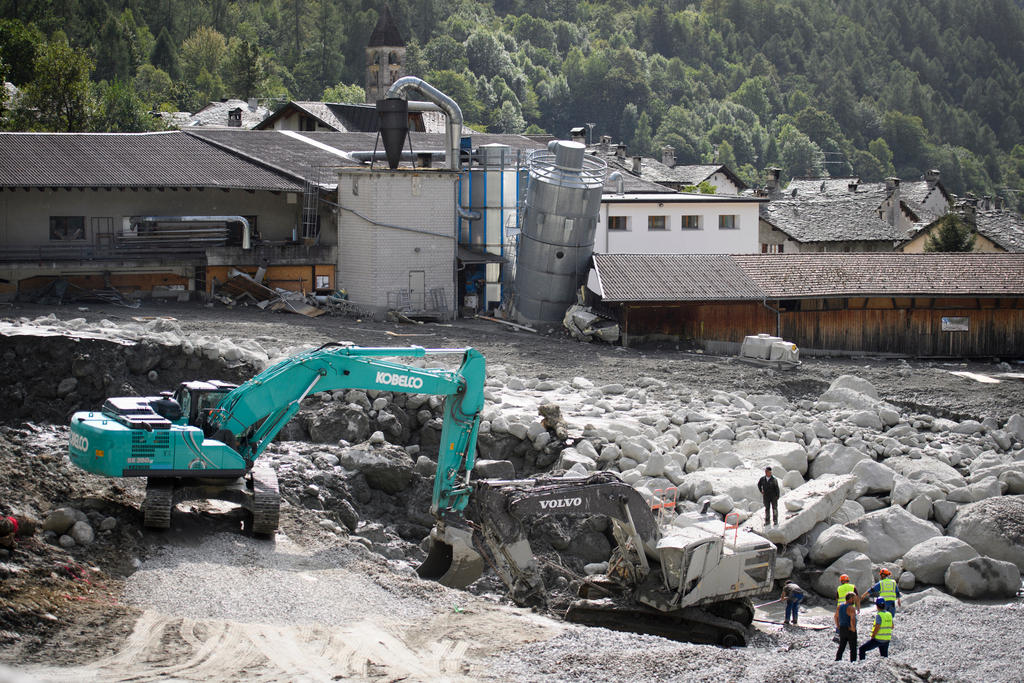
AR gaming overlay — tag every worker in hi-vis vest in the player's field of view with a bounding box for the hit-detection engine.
[858,598,894,660]
[860,568,902,615]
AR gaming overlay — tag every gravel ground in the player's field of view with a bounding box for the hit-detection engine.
[2,299,1024,682]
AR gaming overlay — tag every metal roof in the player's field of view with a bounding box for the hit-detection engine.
[0,131,302,191]
[592,252,1024,302]
[592,253,764,302]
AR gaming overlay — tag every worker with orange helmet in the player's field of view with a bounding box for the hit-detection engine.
[833,573,858,636]
[860,567,901,615]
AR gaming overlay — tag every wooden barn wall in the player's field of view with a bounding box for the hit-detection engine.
[616,300,1024,357]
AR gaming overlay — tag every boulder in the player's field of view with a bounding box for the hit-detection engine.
[906,494,933,520]
[947,495,1024,570]
[826,375,879,399]
[890,475,946,507]
[731,439,809,475]
[946,477,1002,503]
[1005,413,1024,442]
[945,556,1022,598]
[828,500,866,525]
[809,443,871,479]
[809,525,870,565]
[744,475,856,545]
[931,500,960,527]
[902,587,959,608]
[897,571,916,590]
[42,507,79,534]
[885,454,966,488]
[999,469,1024,495]
[814,550,874,600]
[850,459,896,498]
[69,521,94,545]
[308,403,371,444]
[339,444,416,494]
[848,410,883,431]
[684,468,762,503]
[558,448,597,472]
[474,459,516,479]
[845,505,942,563]
[709,494,734,515]
[902,537,980,585]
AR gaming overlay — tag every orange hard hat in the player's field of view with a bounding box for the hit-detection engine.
[880,568,891,577]
[839,574,850,582]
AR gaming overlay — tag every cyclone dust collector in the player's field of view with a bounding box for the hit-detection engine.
[376,97,409,170]
[511,140,607,325]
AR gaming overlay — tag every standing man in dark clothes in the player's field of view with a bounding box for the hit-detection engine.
[835,592,858,662]
[757,466,780,526]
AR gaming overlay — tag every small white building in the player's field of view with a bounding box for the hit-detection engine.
[595,192,766,254]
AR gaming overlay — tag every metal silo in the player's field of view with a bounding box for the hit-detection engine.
[511,140,607,325]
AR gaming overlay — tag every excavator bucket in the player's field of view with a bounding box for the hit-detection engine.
[416,523,484,588]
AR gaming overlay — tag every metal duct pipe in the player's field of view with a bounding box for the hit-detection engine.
[133,215,252,250]
[386,76,463,171]
[608,171,623,194]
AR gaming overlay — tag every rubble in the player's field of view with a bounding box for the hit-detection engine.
[1,303,1024,681]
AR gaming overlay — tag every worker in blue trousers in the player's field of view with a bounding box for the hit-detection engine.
[860,567,901,615]
[859,598,894,659]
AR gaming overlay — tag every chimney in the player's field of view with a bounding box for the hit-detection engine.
[661,146,676,168]
[961,196,978,224]
[227,108,243,127]
[569,126,586,144]
[766,167,781,197]
[631,155,642,175]
[983,195,992,211]
[247,97,258,110]
[996,196,1004,211]
[848,181,858,192]
[925,168,940,188]
[886,177,901,227]
[615,143,627,160]
[600,135,611,153]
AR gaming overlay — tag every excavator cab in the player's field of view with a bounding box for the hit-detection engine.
[172,380,238,435]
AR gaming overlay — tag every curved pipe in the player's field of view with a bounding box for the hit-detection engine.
[386,76,463,171]
[608,171,624,194]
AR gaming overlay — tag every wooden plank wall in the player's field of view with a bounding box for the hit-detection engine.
[207,264,333,294]
[617,299,1024,357]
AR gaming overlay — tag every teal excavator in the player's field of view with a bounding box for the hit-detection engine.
[68,343,486,542]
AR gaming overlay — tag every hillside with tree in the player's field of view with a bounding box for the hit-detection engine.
[2,0,1024,207]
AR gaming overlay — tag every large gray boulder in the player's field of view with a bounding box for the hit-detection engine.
[809,525,870,565]
[902,536,980,585]
[814,550,874,600]
[947,495,1024,570]
[845,505,942,563]
[731,439,809,475]
[885,454,966,488]
[339,443,416,493]
[308,403,371,444]
[809,443,871,479]
[945,556,1022,598]
[745,475,856,545]
[850,459,896,498]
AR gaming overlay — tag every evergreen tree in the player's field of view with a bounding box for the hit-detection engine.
[94,79,159,132]
[150,26,182,81]
[226,39,266,100]
[95,12,134,83]
[924,214,976,252]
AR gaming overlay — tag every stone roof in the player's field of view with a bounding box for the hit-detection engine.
[368,5,404,47]
[187,99,270,129]
[973,210,1024,252]
[255,101,474,135]
[761,186,907,243]
[900,179,950,224]
[786,177,860,195]
[0,131,302,191]
[592,253,1024,302]
[583,144,745,192]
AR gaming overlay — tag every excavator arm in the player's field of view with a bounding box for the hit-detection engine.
[69,344,486,517]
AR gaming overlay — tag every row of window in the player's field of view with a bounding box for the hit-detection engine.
[47,216,263,241]
[608,214,738,231]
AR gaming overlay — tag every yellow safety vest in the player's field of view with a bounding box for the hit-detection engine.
[879,578,898,601]
[875,610,893,641]
[837,582,856,606]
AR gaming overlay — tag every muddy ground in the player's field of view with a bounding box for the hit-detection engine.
[1,299,1023,682]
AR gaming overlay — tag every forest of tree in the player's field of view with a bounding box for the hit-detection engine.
[2,0,1024,208]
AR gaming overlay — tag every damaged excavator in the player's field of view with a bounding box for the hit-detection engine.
[422,472,776,646]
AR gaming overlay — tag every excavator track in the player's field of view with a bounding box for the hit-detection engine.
[142,479,174,530]
[565,598,749,647]
[249,467,280,536]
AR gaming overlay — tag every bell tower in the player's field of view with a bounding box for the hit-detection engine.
[365,5,406,103]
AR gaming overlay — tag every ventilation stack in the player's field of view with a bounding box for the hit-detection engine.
[376,97,409,170]
[511,140,606,326]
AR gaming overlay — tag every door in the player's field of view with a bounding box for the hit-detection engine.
[409,270,425,310]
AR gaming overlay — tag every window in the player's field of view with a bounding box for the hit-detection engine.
[648,215,667,231]
[50,216,85,241]
[680,215,700,230]
[761,243,784,253]
[608,216,628,231]
[718,214,737,229]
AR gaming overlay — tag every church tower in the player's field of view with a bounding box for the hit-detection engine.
[365,5,406,103]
